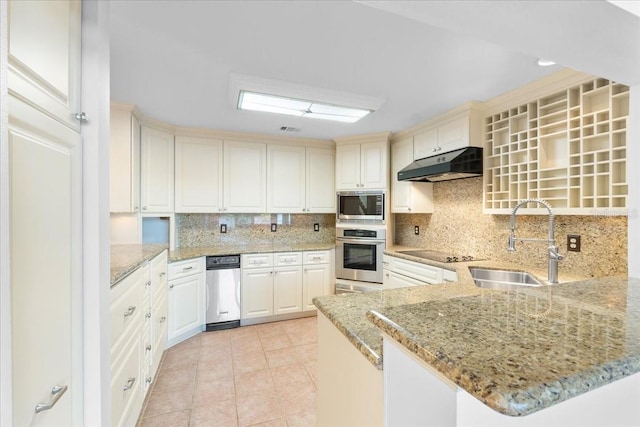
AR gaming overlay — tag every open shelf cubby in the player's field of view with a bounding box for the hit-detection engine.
[483,77,629,215]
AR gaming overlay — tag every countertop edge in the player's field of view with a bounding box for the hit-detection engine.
[169,242,335,262]
[110,244,168,287]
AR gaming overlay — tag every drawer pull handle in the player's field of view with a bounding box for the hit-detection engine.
[312,256,322,260]
[124,306,136,317]
[146,345,152,352]
[35,385,67,414]
[182,266,193,271]
[219,311,229,315]
[159,272,166,277]
[146,312,152,319]
[146,280,151,287]
[160,316,166,323]
[146,376,152,384]
[123,377,136,391]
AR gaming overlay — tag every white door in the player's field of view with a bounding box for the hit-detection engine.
[224,140,267,213]
[306,147,336,213]
[361,141,388,189]
[303,264,330,311]
[273,266,303,315]
[267,145,306,213]
[141,126,175,213]
[335,144,362,190]
[175,136,223,213]
[6,1,82,425]
[167,274,204,341]
[241,268,274,319]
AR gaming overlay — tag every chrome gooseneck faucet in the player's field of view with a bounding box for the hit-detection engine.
[508,198,563,284]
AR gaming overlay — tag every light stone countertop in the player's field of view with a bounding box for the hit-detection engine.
[313,246,640,416]
[168,242,335,262]
[110,244,168,286]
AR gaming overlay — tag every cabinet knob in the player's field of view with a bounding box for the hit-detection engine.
[159,272,166,277]
[146,376,152,384]
[146,312,152,319]
[169,284,174,289]
[123,306,136,317]
[134,205,139,211]
[146,344,152,352]
[142,206,147,210]
[123,377,136,391]
[160,316,166,323]
[432,148,437,152]
[146,280,151,287]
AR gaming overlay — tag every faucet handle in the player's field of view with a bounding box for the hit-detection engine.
[507,234,516,251]
[549,246,563,260]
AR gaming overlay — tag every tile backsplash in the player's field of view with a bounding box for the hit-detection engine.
[176,213,335,248]
[395,177,627,278]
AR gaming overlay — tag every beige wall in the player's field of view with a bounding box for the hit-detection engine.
[395,177,627,278]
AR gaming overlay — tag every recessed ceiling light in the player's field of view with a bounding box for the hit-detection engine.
[536,58,556,67]
[238,90,373,123]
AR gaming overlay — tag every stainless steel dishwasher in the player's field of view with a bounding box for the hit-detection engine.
[205,255,241,331]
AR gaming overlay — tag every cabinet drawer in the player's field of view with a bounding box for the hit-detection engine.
[111,331,142,427]
[303,250,331,265]
[168,257,203,280]
[274,252,302,266]
[111,267,144,353]
[242,253,274,269]
[388,256,443,284]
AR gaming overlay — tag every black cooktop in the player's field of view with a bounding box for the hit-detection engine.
[398,249,483,263]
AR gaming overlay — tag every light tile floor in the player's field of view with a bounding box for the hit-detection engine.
[138,316,318,427]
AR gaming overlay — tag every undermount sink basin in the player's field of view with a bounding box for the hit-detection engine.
[469,267,545,290]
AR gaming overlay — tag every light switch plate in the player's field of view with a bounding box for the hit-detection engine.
[271,223,277,232]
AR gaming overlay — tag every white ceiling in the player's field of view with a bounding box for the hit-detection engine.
[109,1,639,141]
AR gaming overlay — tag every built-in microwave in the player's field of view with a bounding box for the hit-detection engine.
[337,191,385,222]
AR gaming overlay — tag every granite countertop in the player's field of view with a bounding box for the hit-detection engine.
[169,241,335,262]
[313,246,639,416]
[111,244,168,286]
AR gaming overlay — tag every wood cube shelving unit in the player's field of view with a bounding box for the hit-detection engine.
[483,77,629,215]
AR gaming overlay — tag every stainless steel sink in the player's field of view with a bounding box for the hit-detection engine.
[469,267,545,290]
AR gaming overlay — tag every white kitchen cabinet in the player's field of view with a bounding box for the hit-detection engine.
[241,267,274,319]
[110,103,141,213]
[167,257,205,345]
[145,250,168,389]
[224,140,267,212]
[306,147,336,213]
[336,138,389,190]
[267,144,306,213]
[383,255,457,289]
[303,263,331,311]
[174,136,223,213]
[141,126,175,213]
[412,103,482,160]
[383,269,426,289]
[273,266,303,314]
[391,137,434,213]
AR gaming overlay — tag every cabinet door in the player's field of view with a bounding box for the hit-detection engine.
[438,116,469,152]
[175,136,223,213]
[384,270,424,289]
[224,141,267,212]
[303,264,330,311]
[167,273,204,341]
[267,145,306,213]
[391,138,433,214]
[141,126,174,212]
[241,268,274,319]
[273,266,303,315]
[110,105,140,213]
[413,128,438,160]
[306,147,336,213]
[335,144,361,190]
[361,141,389,189]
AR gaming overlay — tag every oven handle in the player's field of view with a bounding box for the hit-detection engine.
[336,237,386,244]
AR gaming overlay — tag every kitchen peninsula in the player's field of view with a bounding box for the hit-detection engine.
[314,251,640,427]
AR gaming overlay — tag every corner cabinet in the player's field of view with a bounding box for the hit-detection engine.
[335,132,391,190]
[174,136,223,213]
[483,77,629,215]
[141,126,175,213]
[110,103,141,213]
[391,137,434,213]
[224,140,267,213]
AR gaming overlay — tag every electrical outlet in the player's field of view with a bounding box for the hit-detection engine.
[314,223,320,232]
[567,234,581,252]
[271,223,277,232]
[220,224,227,234]
[414,225,420,235]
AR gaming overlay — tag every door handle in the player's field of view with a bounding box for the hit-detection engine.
[35,385,68,414]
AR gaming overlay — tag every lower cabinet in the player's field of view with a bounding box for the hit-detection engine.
[110,249,167,427]
[241,250,332,322]
[383,254,458,289]
[167,257,205,346]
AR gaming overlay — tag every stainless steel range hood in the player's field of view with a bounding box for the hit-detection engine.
[397,147,483,182]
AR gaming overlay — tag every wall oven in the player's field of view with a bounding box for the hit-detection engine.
[336,226,386,284]
[337,191,385,222]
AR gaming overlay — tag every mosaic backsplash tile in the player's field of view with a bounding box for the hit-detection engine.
[394,177,627,278]
[176,213,336,248]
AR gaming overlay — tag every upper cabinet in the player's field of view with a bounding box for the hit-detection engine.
[412,102,483,160]
[335,133,390,190]
[391,137,434,213]
[110,103,141,213]
[224,140,267,213]
[483,76,629,215]
[175,136,223,213]
[267,145,306,213]
[305,147,336,213]
[141,126,175,213]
